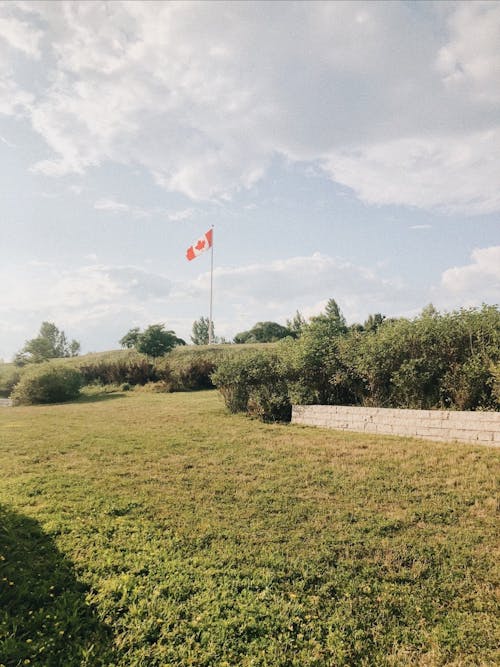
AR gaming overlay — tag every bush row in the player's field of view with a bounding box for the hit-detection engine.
[212,306,500,421]
[7,346,232,405]
[74,347,228,392]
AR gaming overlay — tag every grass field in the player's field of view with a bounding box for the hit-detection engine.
[0,390,498,666]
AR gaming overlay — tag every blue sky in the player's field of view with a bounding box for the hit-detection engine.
[0,0,499,360]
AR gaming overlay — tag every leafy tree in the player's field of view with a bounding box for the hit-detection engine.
[233,330,253,344]
[287,299,353,405]
[120,324,185,357]
[120,327,141,349]
[68,340,81,356]
[363,313,386,332]
[309,298,347,336]
[234,321,292,344]
[286,311,307,338]
[421,303,439,318]
[191,317,214,345]
[15,322,80,366]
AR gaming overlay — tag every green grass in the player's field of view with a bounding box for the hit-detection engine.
[0,390,498,666]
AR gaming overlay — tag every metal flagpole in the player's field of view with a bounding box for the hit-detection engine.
[208,225,214,344]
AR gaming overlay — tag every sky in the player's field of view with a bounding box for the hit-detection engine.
[0,0,499,360]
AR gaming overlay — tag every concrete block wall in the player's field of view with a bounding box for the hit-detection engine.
[291,405,500,446]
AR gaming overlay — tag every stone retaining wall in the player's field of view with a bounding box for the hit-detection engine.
[292,405,500,446]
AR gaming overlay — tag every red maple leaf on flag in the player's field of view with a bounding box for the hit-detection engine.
[186,228,213,261]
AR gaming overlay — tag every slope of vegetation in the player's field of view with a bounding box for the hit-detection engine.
[1,391,498,666]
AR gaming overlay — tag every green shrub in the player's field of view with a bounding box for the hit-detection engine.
[488,362,500,409]
[168,351,218,391]
[348,306,500,410]
[212,349,291,421]
[0,364,21,397]
[210,352,253,413]
[165,345,253,391]
[281,330,358,406]
[77,354,161,387]
[11,364,82,405]
[247,383,292,422]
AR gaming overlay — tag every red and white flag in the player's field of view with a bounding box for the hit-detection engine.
[186,228,213,261]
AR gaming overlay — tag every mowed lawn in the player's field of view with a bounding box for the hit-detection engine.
[0,391,498,667]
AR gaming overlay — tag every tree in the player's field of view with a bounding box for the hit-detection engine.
[286,311,307,338]
[120,327,141,349]
[309,299,347,338]
[191,317,214,345]
[287,299,353,404]
[120,324,185,357]
[233,330,253,344]
[137,324,185,357]
[421,303,439,319]
[363,313,386,332]
[15,322,80,366]
[234,321,292,344]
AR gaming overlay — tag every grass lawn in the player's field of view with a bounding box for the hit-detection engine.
[0,390,498,666]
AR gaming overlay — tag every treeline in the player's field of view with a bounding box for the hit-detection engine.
[4,303,500,415]
[212,302,500,421]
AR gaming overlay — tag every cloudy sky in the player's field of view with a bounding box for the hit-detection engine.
[1,0,499,359]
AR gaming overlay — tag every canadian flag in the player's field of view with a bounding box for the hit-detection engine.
[186,228,213,261]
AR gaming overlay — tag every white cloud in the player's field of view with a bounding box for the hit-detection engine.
[409,224,432,230]
[180,252,409,327]
[324,130,500,215]
[0,262,172,321]
[1,1,499,212]
[437,1,500,104]
[0,73,34,115]
[94,198,132,213]
[0,5,40,115]
[94,197,195,221]
[0,13,42,58]
[437,246,500,307]
[166,208,195,222]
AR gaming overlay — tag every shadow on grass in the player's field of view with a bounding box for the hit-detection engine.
[0,505,116,666]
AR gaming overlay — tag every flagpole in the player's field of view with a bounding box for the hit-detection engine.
[209,225,214,345]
